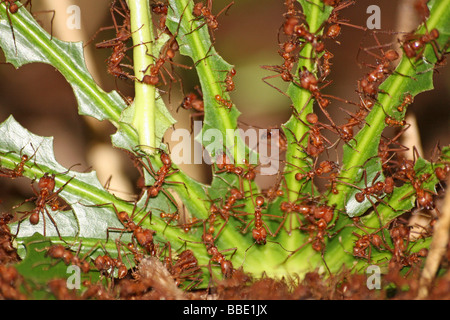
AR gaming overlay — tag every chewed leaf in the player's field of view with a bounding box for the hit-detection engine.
[0,116,125,241]
[0,4,138,150]
[166,0,247,160]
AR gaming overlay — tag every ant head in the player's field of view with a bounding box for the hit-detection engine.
[430,28,439,40]
[384,49,399,61]
[117,211,129,223]
[371,234,382,248]
[418,248,428,257]
[9,3,19,14]
[230,188,243,200]
[326,24,341,39]
[255,196,265,207]
[355,192,365,203]
[143,74,159,85]
[305,113,318,124]
[38,173,56,191]
[160,152,172,166]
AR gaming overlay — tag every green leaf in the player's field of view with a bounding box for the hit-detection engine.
[0,116,126,242]
[15,233,100,299]
[327,0,450,212]
[166,0,250,163]
[0,3,138,149]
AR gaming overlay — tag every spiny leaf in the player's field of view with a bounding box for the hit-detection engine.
[0,3,137,149]
[0,116,125,242]
[328,0,450,212]
[166,0,247,162]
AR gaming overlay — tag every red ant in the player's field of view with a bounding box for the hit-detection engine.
[402,28,440,62]
[300,203,337,253]
[103,202,156,256]
[324,1,367,37]
[1,0,21,53]
[319,49,333,81]
[163,246,203,289]
[223,68,236,92]
[278,39,298,68]
[292,23,325,55]
[262,179,285,203]
[261,63,294,96]
[387,221,411,265]
[334,95,376,143]
[94,241,128,279]
[159,210,179,223]
[351,231,384,262]
[435,164,450,182]
[43,243,91,274]
[337,169,394,222]
[410,173,436,210]
[384,116,407,127]
[281,199,337,271]
[249,196,268,245]
[356,35,401,98]
[237,196,280,245]
[349,220,389,262]
[264,126,288,153]
[177,86,205,133]
[151,1,169,32]
[353,171,393,203]
[215,94,233,109]
[95,0,135,81]
[214,152,244,176]
[295,68,350,133]
[137,151,183,208]
[0,154,29,178]
[394,151,437,210]
[294,160,338,184]
[192,0,235,40]
[178,87,204,114]
[142,38,191,87]
[326,172,340,195]
[394,156,417,183]
[289,111,334,158]
[206,188,246,239]
[383,220,428,275]
[396,93,413,113]
[285,158,338,195]
[358,53,399,98]
[0,145,39,179]
[201,224,234,278]
[15,173,73,239]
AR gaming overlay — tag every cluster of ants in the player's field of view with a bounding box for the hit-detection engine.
[0,0,449,298]
[92,0,236,114]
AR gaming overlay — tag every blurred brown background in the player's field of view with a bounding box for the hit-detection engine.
[0,0,448,209]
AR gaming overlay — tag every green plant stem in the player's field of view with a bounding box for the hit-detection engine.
[127,0,157,154]
[327,0,450,212]
[279,0,332,252]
